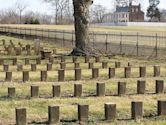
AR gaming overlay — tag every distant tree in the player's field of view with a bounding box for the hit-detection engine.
[147,6,161,21]
[91,4,107,23]
[44,0,71,24]
[15,0,28,24]
[34,19,40,24]
[24,17,40,24]
[147,0,161,21]
[160,9,166,22]
[0,8,19,24]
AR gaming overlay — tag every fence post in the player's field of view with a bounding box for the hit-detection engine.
[35,28,37,39]
[30,28,31,37]
[120,32,122,54]
[48,29,50,42]
[54,30,56,41]
[72,31,74,46]
[63,30,65,46]
[155,33,158,57]
[105,34,108,54]
[93,32,95,49]
[25,28,26,36]
[137,32,139,56]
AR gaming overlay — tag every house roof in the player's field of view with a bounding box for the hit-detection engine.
[115,6,129,13]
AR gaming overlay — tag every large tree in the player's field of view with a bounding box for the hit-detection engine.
[44,0,93,55]
[147,0,161,21]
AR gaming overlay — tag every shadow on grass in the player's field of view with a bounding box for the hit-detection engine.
[29,119,77,125]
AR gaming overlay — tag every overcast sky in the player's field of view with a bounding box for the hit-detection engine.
[0,0,166,15]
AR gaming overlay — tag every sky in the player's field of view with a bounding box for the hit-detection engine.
[0,0,166,15]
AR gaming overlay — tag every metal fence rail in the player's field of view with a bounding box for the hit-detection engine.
[0,26,166,58]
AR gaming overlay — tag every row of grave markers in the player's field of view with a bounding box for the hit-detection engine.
[15,100,166,125]
[7,80,165,98]
[0,56,111,65]
[3,65,161,82]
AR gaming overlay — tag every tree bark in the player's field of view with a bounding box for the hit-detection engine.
[71,0,93,56]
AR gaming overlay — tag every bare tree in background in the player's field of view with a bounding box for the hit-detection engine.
[15,0,28,24]
[44,0,60,24]
[160,9,166,22]
[44,0,71,24]
[91,4,107,23]
[0,8,18,24]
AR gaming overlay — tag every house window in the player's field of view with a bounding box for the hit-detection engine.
[136,8,138,12]
[132,8,134,13]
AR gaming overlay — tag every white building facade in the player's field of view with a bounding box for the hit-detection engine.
[103,6,129,23]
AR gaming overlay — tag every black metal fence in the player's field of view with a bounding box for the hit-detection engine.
[0,26,166,58]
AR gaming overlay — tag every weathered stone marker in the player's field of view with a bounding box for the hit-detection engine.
[105,103,116,121]
[47,63,52,71]
[16,108,27,125]
[74,84,82,97]
[0,58,4,65]
[49,56,54,63]
[118,82,126,96]
[27,50,31,56]
[15,47,22,55]
[17,65,23,71]
[75,63,80,69]
[158,100,166,116]
[36,58,41,64]
[13,58,17,65]
[26,44,31,51]
[7,45,12,55]
[115,62,121,68]
[92,68,99,79]
[2,39,5,46]
[102,62,108,69]
[95,56,100,63]
[34,39,41,55]
[23,71,29,82]
[75,68,82,81]
[85,56,89,63]
[154,65,160,77]
[25,58,30,65]
[109,68,115,78]
[125,67,131,78]
[53,49,57,54]
[8,87,15,98]
[131,101,143,120]
[52,85,61,97]
[128,62,132,67]
[41,71,47,81]
[31,64,37,71]
[139,66,146,77]
[61,56,65,62]
[96,83,105,97]
[58,69,65,82]
[3,64,9,72]
[60,62,66,69]
[48,106,60,124]
[156,80,164,94]
[31,85,39,98]
[73,56,77,63]
[6,71,12,82]
[137,80,146,94]
[78,104,89,122]
[88,62,94,69]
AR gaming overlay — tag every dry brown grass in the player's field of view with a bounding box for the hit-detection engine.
[0,35,166,125]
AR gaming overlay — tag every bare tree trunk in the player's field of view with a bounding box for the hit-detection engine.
[71,0,93,56]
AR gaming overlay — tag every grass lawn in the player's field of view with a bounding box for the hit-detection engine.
[0,35,166,124]
[1,24,166,33]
